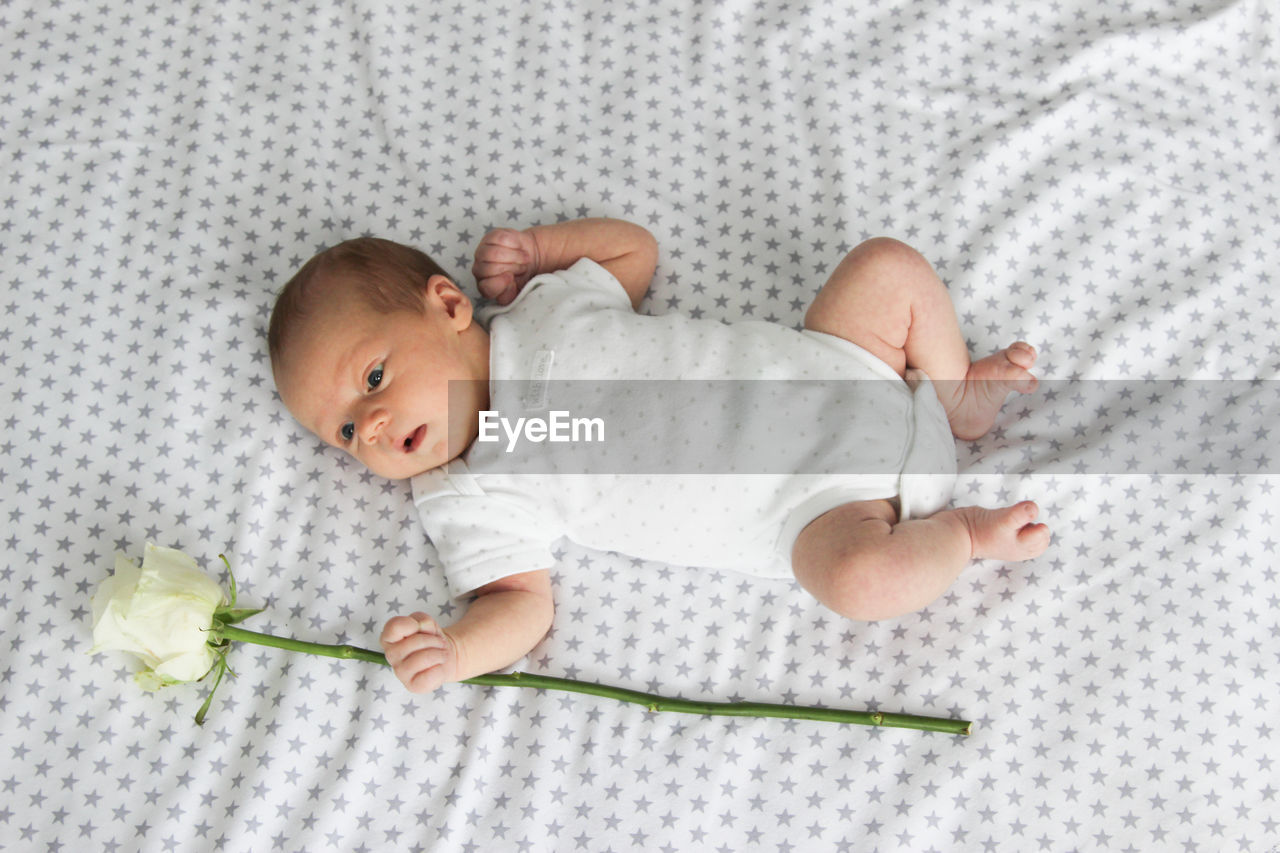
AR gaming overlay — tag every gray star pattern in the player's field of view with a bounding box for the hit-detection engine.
[1,0,1278,851]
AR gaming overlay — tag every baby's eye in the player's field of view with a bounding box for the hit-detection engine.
[367,364,384,390]
[341,423,355,442]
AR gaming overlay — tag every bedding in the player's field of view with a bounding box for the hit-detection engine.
[2,0,1277,850]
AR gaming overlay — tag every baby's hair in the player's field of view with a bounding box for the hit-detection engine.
[268,237,451,369]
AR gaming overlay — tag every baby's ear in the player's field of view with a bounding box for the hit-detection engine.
[428,275,474,327]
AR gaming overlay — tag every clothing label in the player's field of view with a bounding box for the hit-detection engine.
[519,349,555,409]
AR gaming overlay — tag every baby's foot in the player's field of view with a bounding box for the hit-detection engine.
[939,342,1039,440]
[952,501,1051,562]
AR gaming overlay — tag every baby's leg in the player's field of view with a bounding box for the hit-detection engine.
[804,238,1037,440]
[791,498,1049,622]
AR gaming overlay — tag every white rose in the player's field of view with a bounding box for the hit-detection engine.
[92,543,226,687]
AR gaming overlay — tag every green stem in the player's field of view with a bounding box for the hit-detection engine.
[219,625,389,665]
[216,625,970,735]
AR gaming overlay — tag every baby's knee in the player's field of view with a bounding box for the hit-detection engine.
[846,236,930,276]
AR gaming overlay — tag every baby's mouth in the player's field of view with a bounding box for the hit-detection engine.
[403,425,427,453]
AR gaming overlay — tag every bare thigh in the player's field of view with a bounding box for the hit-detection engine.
[790,498,899,617]
[803,237,969,381]
[790,496,974,622]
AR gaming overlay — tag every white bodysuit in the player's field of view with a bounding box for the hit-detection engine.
[411,258,957,599]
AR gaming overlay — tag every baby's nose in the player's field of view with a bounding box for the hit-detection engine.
[359,409,390,444]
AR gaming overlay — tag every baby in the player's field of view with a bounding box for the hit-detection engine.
[268,218,1050,693]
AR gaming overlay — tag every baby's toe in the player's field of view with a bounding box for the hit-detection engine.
[1016,523,1051,557]
[1005,342,1037,369]
[1002,346,1038,392]
[1013,500,1039,521]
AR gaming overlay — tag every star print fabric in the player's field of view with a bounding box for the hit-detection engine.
[2,0,1278,851]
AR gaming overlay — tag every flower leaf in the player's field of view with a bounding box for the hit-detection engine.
[194,655,229,726]
[219,554,238,608]
[213,607,265,626]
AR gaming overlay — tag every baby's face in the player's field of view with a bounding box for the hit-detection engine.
[274,276,489,480]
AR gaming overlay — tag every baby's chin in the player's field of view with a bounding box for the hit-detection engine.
[367,459,442,481]
[366,448,460,481]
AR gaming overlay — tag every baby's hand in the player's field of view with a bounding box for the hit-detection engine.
[380,612,459,693]
[472,228,540,305]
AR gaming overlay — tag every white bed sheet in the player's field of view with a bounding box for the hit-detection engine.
[2,0,1277,850]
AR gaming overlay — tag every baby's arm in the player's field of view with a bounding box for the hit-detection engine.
[380,569,553,693]
[472,217,658,310]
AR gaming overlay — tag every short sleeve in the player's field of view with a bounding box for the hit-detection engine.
[476,257,630,326]
[549,257,631,307]
[411,467,559,599]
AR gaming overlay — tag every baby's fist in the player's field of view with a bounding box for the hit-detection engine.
[380,612,459,694]
[472,228,539,305]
